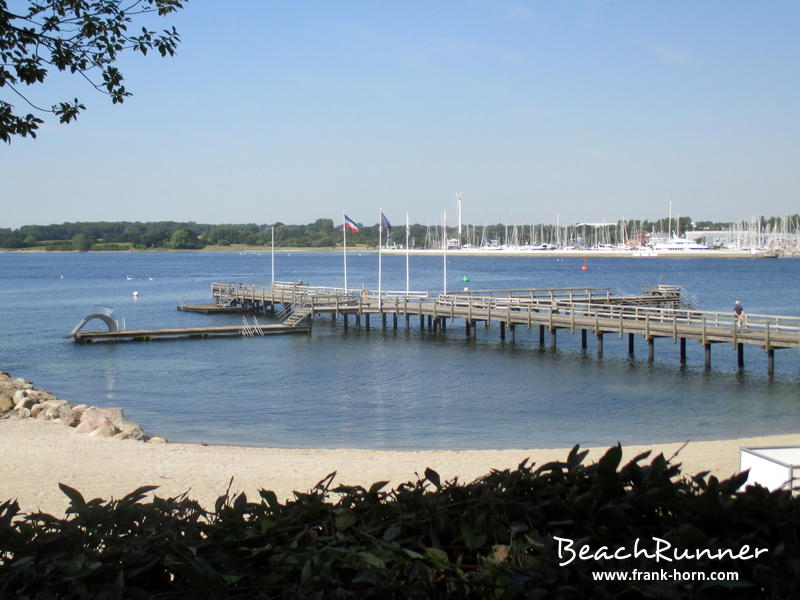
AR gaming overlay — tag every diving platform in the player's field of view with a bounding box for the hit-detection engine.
[72,323,310,343]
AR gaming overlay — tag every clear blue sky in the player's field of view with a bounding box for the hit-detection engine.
[2,1,798,228]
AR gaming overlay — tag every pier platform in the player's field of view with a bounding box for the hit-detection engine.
[177,303,250,314]
[72,323,310,343]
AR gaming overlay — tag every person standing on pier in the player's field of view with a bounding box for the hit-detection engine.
[733,300,746,328]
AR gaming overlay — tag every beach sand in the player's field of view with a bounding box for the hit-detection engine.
[1,419,797,516]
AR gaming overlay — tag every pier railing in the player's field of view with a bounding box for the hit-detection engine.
[431,294,800,344]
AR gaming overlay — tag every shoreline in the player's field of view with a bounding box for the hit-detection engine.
[2,418,797,517]
[2,247,796,258]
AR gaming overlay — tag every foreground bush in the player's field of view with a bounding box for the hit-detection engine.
[1,445,798,598]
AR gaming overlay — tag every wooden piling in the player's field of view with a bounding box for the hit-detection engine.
[581,329,587,350]
[767,348,775,376]
[679,338,686,364]
[704,343,711,369]
[597,333,604,358]
[737,343,744,369]
[647,338,654,363]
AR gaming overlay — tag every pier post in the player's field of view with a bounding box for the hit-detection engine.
[420,315,424,330]
[510,324,516,344]
[382,313,387,328]
[356,314,361,328]
[628,333,635,355]
[704,343,711,369]
[500,321,506,341]
[597,333,604,358]
[647,338,654,364]
[737,343,744,369]
[679,338,686,364]
[393,313,398,330]
[343,314,348,331]
[365,313,371,330]
[441,317,447,331]
[472,320,477,340]
[466,320,471,338]
[427,315,432,329]
[767,348,774,376]
[550,328,557,351]
[539,325,545,346]
[581,329,587,350]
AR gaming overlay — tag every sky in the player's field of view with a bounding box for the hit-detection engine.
[1,1,798,229]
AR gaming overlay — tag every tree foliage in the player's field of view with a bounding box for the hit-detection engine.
[0,447,797,598]
[0,0,184,143]
[2,214,800,251]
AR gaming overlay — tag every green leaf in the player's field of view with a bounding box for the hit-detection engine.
[425,547,449,566]
[358,551,386,569]
[383,525,402,542]
[335,510,357,531]
[424,467,441,489]
[368,480,389,496]
[58,482,86,509]
[259,489,279,510]
[597,443,623,472]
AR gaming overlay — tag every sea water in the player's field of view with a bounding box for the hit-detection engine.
[1,251,798,449]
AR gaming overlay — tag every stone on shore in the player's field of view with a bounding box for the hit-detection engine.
[89,423,117,438]
[113,418,146,441]
[1,371,152,443]
[0,393,15,415]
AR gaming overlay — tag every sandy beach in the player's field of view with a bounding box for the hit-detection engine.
[2,419,797,517]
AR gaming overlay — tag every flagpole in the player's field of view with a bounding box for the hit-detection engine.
[343,210,348,292]
[443,210,447,295]
[405,212,410,295]
[378,208,383,310]
[270,226,275,285]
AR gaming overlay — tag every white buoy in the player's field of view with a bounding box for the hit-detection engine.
[133,291,139,297]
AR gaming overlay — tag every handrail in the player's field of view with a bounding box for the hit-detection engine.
[431,294,800,333]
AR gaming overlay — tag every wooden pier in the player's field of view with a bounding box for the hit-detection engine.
[72,323,310,343]
[206,281,800,376]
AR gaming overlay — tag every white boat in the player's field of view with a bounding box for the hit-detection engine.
[649,237,710,251]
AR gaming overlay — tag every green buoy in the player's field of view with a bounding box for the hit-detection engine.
[462,274,470,282]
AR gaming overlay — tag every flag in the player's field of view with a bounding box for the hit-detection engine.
[344,215,360,233]
[381,212,392,234]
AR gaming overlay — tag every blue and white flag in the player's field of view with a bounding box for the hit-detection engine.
[380,212,392,233]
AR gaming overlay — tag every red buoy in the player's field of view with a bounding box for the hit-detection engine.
[581,257,588,272]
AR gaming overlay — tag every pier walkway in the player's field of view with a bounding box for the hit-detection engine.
[202,281,799,376]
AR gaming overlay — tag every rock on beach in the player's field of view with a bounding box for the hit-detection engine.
[0,370,162,443]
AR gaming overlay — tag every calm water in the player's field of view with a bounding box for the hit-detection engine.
[1,251,798,449]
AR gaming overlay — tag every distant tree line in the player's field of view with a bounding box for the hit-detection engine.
[1,215,797,251]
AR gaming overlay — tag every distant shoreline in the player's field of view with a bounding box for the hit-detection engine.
[2,246,794,259]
